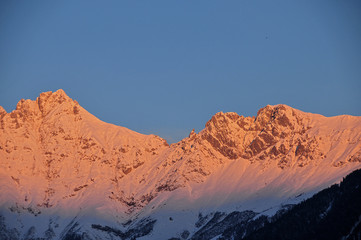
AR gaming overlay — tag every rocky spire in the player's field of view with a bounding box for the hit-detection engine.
[0,106,6,114]
[188,129,196,138]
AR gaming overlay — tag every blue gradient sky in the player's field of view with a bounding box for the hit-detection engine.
[1,1,361,143]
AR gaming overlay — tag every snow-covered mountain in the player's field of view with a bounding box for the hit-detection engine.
[0,89,360,239]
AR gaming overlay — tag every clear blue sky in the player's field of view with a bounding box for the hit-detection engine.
[1,1,361,143]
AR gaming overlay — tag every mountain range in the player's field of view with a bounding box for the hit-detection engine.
[0,89,360,239]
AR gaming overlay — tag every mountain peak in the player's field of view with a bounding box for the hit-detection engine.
[200,104,309,160]
[37,88,72,105]
[3,90,80,127]
[33,89,75,116]
[0,106,6,115]
[53,88,67,96]
[206,105,298,133]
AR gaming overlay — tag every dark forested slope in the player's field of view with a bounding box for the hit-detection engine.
[242,168,361,240]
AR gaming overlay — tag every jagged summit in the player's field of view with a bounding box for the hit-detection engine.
[13,89,75,116]
[198,104,307,161]
[206,104,307,133]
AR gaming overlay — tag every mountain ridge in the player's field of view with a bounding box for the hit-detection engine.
[1,89,361,239]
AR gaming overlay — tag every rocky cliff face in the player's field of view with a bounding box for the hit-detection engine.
[0,90,169,213]
[157,103,361,187]
[0,90,360,240]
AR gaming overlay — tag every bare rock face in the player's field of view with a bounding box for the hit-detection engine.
[187,104,360,171]
[145,104,361,190]
[201,112,247,159]
[0,90,170,212]
[198,105,295,160]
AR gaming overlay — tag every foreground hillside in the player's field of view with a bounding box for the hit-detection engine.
[242,168,361,240]
[0,89,360,239]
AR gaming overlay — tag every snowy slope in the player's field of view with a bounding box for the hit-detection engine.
[0,89,360,239]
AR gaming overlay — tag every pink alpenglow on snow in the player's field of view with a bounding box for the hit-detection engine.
[0,89,361,239]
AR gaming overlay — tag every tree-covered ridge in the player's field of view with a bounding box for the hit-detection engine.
[242,168,361,240]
